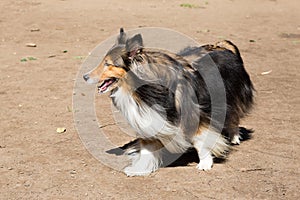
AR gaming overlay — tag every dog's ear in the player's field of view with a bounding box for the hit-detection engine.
[125,34,143,59]
[116,28,126,45]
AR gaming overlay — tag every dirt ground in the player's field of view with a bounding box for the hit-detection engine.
[1,0,299,199]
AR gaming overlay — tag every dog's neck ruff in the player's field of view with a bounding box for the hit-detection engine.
[110,87,191,153]
[111,87,174,138]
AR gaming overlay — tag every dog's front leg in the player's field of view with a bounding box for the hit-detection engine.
[124,139,163,176]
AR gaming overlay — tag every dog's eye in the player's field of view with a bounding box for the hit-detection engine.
[105,62,117,67]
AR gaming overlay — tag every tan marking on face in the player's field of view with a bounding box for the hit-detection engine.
[100,65,126,81]
[86,55,126,83]
[86,55,112,82]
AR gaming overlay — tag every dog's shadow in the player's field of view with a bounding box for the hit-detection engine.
[106,141,199,167]
[106,127,252,167]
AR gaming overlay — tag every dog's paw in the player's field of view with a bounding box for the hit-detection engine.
[124,145,161,176]
[124,166,152,177]
[196,155,213,171]
[231,134,241,145]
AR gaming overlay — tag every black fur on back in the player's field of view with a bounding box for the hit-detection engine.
[201,49,254,116]
[178,43,254,137]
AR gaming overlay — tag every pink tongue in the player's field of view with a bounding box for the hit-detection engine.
[100,86,107,92]
[100,80,113,92]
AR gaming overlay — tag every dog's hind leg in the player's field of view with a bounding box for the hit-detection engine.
[230,127,241,145]
[222,113,241,145]
[227,119,241,145]
[124,139,163,176]
[223,125,253,145]
[192,128,228,171]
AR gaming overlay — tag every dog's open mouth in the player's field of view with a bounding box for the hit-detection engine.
[98,78,117,93]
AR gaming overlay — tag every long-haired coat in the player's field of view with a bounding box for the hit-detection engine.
[83,28,254,176]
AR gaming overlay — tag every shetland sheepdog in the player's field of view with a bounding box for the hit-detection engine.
[83,28,254,176]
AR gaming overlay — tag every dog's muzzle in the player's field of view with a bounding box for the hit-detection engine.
[83,73,99,84]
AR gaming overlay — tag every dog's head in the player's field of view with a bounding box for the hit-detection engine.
[83,28,144,93]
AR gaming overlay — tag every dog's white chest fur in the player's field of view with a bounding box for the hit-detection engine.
[111,87,191,153]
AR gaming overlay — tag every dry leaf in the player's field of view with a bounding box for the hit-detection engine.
[26,43,37,47]
[261,70,272,75]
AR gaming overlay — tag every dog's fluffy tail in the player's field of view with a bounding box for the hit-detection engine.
[216,40,242,62]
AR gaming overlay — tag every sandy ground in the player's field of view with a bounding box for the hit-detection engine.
[1,0,300,199]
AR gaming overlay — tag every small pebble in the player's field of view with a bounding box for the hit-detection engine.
[240,168,246,172]
[24,181,31,187]
[30,28,40,32]
[56,127,66,133]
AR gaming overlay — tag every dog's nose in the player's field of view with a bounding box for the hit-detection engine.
[83,73,90,82]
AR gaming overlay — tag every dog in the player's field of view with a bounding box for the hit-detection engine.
[83,28,254,176]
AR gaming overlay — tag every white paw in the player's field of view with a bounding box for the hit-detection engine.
[124,166,152,177]
[231,134,241,145]
[123,148,160,176]
[197,154,213,171]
